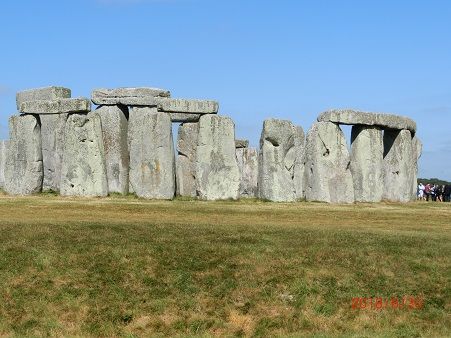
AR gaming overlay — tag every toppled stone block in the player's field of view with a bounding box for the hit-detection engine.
[383,129,414,202]
[40,113,69,191]
[318,109,416,133]
[236,147,258,198]
[92,87,170,106]
[16,86,71,110]
[195,115,240,200]
[235,139,249,148]
[19,98,91,114]
[0,140,9,189]
[60,114,108,197]
[156,98,218,114]
[350,126,384,202]
[4,115,43,195]
[258,119,298,202]
[128,107,175,199]
[304,122,354,203]
[94,105,129,194]
[176,122,199,197]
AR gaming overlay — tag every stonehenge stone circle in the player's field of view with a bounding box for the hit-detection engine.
[350,126,384,202]
[40,113,69,191]
[383,129,414,202]
[3,85,423,204]
[258,119,298,202]
[16,86,71,110]
[128,108,175,199]
[236,144,258,198]
[0,140,8,189]
[195,114,240,200]
[304,122,355,203]
[318,109,416,133]
[60,113,108,197]
[176,122,199,197]
[4,115,43,195]
[94,105,129,194]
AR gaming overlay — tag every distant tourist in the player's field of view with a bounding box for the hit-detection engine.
[424,184,431,201]
[444,185,451,202]
[418,183,425,200]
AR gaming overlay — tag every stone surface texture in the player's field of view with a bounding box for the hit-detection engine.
[60,113,108,197]
[236,147,258,197]
[169,112,201,123]
[304,121,355,203]
[19,98,91,114]
[156,98,218,114]
[4,115,43,195]
[258,119,297,202]
[350,125,384,202]
[382,129,414,202]
[195,115,240,200]
[318,109,416,133]
[293,126,306,200]
[0,140,10,189]
[176,122,199,197]
[128,108,175,199]
[94,105,129,194]
[16,86,71,110]
[235,139,249,148]
[40,113,69,191]
[411,136,422,199]
[92,87,170,105]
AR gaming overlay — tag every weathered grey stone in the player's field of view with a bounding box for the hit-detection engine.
[318,109,416,133]
[258,119,297,202]
[304,122,354,203]
[411,136,422,199]
[60,113,108,197]
[0,140,10,189]
[169,112,201,123]
[293,126,305,200]
[350,126,384,202]
[4,115,43,195]
[235,139,249,148]
[195,115,240,200]
[382,129,414,202]
[236,147,258,198]
[16,86,71,110]
[156,98,219,114]
[176,122,199,197]
[40,113,69,191]
[95,105,129,194]
[128,107,175,199]
[19,98,91,114]
[92,87,170,105]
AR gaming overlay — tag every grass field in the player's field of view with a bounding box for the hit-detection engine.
[0,193,450,337]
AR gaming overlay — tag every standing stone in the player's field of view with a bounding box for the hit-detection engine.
[0,141,10,189]
[4,115,43,195]
[304,122,354,203]
[176,122,199,197]
[383,129,414,202]
[411,136,422,199]
[128,107,175,199]
[350,126,384,202]
[60,113,108,197]
[95,105,129,194]
[258,119,297,202]
[293,126,306,200]
[236,147,258,198]
[40,114,69,191]
[195,115,240,200]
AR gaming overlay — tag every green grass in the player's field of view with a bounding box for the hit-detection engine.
[0,194,450,337]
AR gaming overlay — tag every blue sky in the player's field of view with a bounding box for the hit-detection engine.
[0,0,450,180]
